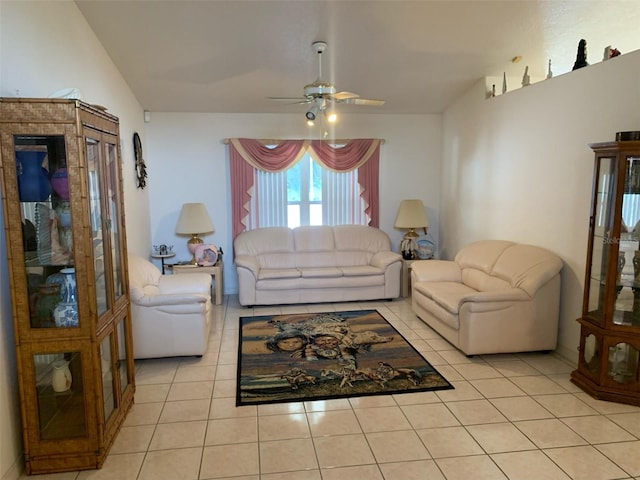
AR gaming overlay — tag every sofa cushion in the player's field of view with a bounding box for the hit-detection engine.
[300,267,342,278]
[342,265,381,277]
[415,281,478,314]
[333,225,391,252]
[258,268,301,280]
[295,251,339,268]
[294,225,335,251]
[242,227,295,254]
[461,268,511,292]
[256,274,384,290]
[493,244,564,296]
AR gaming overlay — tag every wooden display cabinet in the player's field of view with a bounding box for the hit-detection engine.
[571,138,640,406]
[0,98,134,474]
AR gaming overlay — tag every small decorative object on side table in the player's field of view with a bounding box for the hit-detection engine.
[151,244,175,274]
[171,261,224,305]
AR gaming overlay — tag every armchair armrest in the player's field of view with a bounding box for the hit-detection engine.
[370,251,402,269]
[412,260,462,283]
[235,254,261,278]
[132,293,209,307]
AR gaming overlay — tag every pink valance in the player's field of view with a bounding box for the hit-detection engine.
[229,138,381,240]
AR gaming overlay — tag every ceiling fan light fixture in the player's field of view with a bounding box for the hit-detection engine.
[325,109,337,123]
[306,103,319,121]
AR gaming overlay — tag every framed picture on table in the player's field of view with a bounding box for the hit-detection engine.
[194,244,218,266]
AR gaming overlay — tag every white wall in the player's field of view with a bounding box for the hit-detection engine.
[145,113,441,294]
[441,49,640,362]
[0,2,149,479]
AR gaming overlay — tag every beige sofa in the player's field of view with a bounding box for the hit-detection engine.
[411,240,563,356]
[234,225,402,306]
[128,255,213,359]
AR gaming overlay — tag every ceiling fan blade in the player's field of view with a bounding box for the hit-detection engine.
[332,91,360,101]
[268,96,309,101]
[339,97,385,106]
[268,96,312,105]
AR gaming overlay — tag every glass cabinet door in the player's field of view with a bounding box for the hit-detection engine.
[105,139,125,303]
[586,156,616,324]
[617,155,640,327]
[33,351,86,440]
[117,318,131,396]
[85,129,125,322]
[86,136,109,318]
[14,135,77,330]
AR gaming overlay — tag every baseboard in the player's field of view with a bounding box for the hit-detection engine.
[1,457,23,480]
[555,344,578,367]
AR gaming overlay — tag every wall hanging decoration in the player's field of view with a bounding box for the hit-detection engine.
[133,132,147,189]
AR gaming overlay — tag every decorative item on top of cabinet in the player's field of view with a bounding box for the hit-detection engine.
[571,133,640,406]
[0,97,135,474]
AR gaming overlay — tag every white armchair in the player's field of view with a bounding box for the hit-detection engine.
[128,255,213,359]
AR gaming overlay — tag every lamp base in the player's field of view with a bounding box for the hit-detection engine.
[187,235,203,265]
[400,229,419,260]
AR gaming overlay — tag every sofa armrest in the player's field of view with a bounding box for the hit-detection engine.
[412,260,462,283]
[462,288,530,303]
[370,251,402,269]
[235,255,261,278]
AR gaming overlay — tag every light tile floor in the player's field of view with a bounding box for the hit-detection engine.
[22,296,640,480]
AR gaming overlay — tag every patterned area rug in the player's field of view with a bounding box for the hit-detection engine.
[236,309,453,406]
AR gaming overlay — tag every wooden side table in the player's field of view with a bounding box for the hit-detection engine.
[401,259,416,298]
[171,262,223,305]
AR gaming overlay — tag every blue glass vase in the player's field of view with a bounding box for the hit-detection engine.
[16,151,51,202]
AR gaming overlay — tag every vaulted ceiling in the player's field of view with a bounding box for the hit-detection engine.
[75,0,640,115]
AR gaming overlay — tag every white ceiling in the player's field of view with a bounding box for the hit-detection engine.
[75,0,640,115]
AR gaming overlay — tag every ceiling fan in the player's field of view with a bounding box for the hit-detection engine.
[269,41,385,122]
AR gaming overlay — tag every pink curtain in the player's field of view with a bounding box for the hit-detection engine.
[229,138,381,240]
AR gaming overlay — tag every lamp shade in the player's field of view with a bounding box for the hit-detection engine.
[394,200,428,229]
[175,203,214,235]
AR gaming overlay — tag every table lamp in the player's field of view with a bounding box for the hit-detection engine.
[175,203,214,264]
[394,199,428,259]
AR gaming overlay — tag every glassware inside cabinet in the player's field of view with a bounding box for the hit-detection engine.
[583,333,600,375]
[15,135,75,329]
[607,342,639,384]
[33,352,86,440]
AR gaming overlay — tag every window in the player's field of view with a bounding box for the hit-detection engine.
[255,152,367,228]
